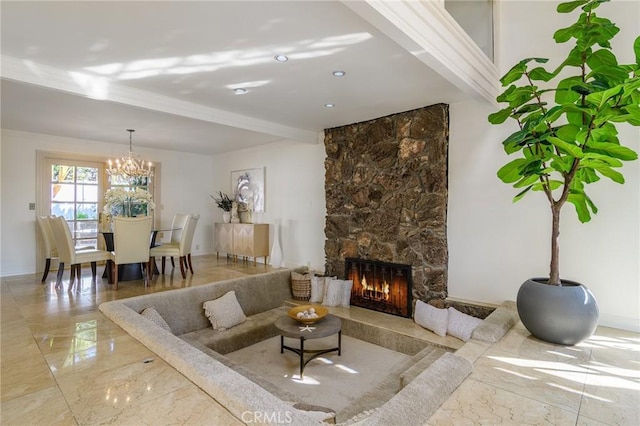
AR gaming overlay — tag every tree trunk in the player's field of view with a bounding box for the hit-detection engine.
[549,205,561,285]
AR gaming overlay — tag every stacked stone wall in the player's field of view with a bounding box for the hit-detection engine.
[324,104,449,304]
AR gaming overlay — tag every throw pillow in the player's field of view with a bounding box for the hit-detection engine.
[323,279,353,307]
[414,300,448,337]
[140,307,172,333]
[310,276,326,303]
[447,307,483,342]
[203,290,247,331]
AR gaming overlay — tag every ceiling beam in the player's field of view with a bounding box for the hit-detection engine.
[1,55,319,144]
[343,0,499,105]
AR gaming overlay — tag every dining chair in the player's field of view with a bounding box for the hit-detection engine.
[169,213,190,244]
[49,216,110,290]
[37,215,95,282]
[110,216,153,290]
[150,214,199,279]
[183,214,200,274]
[166,213,190,270]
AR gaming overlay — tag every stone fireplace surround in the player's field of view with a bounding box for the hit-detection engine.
[324,104,492,318]
[325,104,449,307]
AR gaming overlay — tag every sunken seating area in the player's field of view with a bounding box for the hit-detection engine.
[99,269,517,424]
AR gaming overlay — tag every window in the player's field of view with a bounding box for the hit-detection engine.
[105,174,155,218]
[47,161,102,249]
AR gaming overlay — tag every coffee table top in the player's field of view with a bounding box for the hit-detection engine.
[275,314,341,339]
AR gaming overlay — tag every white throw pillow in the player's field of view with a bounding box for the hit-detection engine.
[310,276,326,303]
[447,307,483,342]
[323,279,352,307]
[141,307,172,333]
[414,300,448,337]
[203,290,247,331]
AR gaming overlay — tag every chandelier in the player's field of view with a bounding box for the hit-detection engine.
[107,129,153,179]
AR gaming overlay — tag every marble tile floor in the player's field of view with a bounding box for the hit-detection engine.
[1,255,639,425]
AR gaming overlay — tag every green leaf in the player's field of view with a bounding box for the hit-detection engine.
[586,85,624,107]
[556,76,583,103]
[514,174,540,188]
[488,107,512,124]
[557,0,588,13]
[501,129,529,148]
[513,186,533,203]
[595,165,625,183]
[496,85,517,103]
[634,36,640,65]
[567,192,592,222]
[556,124,581,142]
[501,58,551,86]
[542,180,564,191]
[554,26,576,43]
[551,156,574,173]
[548,136,584,158]
[497,158,528,183]
[528,67,555,82]
[500,63,527,86]
[582,152,623,167]
[586,142,638,161]
[587,49,618,70]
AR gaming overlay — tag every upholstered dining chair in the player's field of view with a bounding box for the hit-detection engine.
[37,215,95,282]
[183,214,200,274]
[49,216,110,290]
[150,214,199,279]
[169,213,190,244]
[110,216,153,290]
[166,213,190,270]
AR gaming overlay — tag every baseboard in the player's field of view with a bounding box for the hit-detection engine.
[598,313,640,332]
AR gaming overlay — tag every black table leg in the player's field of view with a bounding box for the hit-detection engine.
[300,337,305,378]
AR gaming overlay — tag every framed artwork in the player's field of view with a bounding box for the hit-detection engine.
[231,167,265,212]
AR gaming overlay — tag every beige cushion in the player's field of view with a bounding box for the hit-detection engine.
[141,307,172,333]
[203,290,247,331]
[322,279,353,307]
[447,307,483,342]
[310,276,326,303]
[414,300,448,337]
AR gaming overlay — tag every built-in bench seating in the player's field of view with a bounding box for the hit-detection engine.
[99,269,517,424]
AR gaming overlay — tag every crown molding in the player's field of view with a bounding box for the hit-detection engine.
[343,0,499,105]
[1,55,318,144]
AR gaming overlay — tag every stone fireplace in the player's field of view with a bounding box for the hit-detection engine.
[324,104,449,309]
[345,258,412,318]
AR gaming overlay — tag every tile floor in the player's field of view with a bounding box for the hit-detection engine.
[1,255,639,425]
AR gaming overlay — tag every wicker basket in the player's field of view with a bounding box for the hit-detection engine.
[291,272,311,301]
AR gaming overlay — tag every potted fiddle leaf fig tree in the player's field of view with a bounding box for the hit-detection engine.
[489,0,639,345]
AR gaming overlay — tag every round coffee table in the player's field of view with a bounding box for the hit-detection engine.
[274,314,342,377]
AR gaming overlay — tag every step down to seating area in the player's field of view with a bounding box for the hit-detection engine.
[400,345,449,388]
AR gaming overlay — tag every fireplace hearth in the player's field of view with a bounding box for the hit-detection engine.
[345,258,412,318]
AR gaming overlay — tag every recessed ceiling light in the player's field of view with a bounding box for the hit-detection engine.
[233,88,247,95]
[274,55,289,62]
[332,70,346,77]
[325,103,335,108]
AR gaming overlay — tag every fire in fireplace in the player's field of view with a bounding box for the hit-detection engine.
[345,258,412,318]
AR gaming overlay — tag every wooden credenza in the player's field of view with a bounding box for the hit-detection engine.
[214,223,269,265]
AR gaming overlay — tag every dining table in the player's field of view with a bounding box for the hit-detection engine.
[100,227,181,283]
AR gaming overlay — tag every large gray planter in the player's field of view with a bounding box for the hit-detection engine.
[516,278,599,345]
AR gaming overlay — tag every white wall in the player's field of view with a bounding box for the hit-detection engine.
[448,0,640,331]
[211,139,327,272]
[0,129,215,276]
